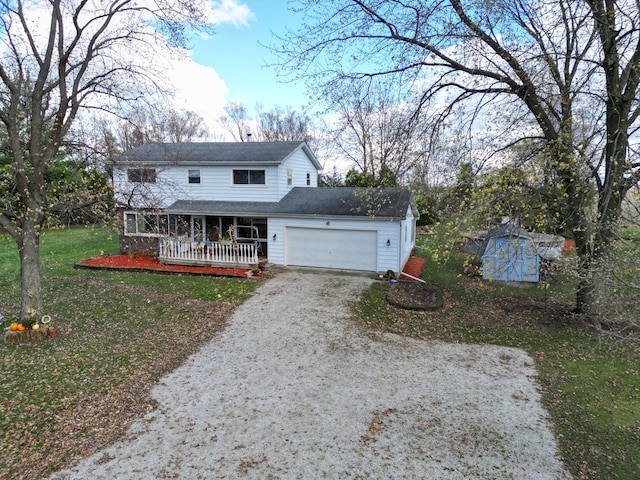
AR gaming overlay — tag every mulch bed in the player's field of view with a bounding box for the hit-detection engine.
[75,254,260,278]
[562,239,576,252]
[399,256,425,281]
[385,257,443,310]
[386,282,444,311]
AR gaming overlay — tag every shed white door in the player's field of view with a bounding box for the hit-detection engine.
[285,227,377,271]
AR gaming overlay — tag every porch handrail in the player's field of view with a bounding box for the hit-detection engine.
[158,236,258,267]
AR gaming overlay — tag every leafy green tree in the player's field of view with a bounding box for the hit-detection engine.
[43,158,113,227]
[345,164,398,187]
[0,0,213,321]
[276,0,640,316]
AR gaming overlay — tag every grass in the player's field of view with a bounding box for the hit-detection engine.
[354,235,639,480]
[1,225,638,479]
[0,225,259,479]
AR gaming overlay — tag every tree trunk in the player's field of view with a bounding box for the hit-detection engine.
[573,226,611,323]
[18,226,43,321]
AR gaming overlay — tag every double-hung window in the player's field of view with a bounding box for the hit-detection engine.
[188,169,201,184]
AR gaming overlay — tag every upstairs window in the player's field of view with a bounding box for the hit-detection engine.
[188,169,201,184]
[233,169,265,185]
[127,168,157,183]
[306,172,311,186]
[287,169,293,186]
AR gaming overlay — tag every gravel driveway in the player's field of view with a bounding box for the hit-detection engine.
[51,270,570,479]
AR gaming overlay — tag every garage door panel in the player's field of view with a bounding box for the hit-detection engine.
[285,227,377,271]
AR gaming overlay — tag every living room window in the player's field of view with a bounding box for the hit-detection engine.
[124,212,169,236]
[233,169,266,185]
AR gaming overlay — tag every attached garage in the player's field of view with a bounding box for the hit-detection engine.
[285,227,377,271]
[267,187,419,275]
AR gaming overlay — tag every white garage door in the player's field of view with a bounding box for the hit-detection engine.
[285,227,377,271]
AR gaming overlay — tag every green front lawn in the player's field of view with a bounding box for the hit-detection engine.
[354,235,639,480]
[1,225,638,479]
[0,225,258,479]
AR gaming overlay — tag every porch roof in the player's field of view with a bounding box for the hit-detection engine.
[164,200,281,217]
[164,187,417,220]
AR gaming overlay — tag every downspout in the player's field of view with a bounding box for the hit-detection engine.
[397,220,402,277]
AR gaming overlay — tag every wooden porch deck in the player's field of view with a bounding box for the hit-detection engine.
[158,237,259,269]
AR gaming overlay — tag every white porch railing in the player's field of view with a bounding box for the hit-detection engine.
[158,237,258,268]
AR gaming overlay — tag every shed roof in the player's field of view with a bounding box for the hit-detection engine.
[116,141,322,170]
[164,187,417,220]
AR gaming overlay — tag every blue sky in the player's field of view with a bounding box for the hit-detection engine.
[166,0,310,133]
[191,1,308,112]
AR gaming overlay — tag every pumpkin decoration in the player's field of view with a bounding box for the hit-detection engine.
[16,324,26,331]
[9,323,19,331]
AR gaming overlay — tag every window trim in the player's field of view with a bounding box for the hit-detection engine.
[127,167,157,184]
[124,211,169,237]
[187,168,201,185]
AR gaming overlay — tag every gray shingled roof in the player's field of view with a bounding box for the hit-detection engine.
[117,142,321,169]
[276,187,415,218]
[164,187,416,219]
[164,200,282,216]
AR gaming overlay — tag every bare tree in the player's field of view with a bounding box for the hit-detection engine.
[219,101,252,141]
[276,0,640,317]
[327,77,428,183]
[97,106,209,152]
[0,0,213,321]
[254,104,315,144]
[219,101,318,148]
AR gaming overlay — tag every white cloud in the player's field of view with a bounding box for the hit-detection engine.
[210,0,256,27]
[166,54,230,137]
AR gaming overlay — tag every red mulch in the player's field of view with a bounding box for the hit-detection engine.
[563,239,576,252]
[75,254,259,278]
[77,254,424,280]
[400,256,425,282]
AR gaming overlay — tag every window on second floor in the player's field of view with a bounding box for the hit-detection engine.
[306,172,311,186]
[188,169,201,184]
[127,168,157,183]
[287,169,293,186]
[233,169,265,185]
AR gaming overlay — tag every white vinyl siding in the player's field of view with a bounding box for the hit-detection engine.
[278,149,318,197]
[399,206,417,271]
[114,142,321,207]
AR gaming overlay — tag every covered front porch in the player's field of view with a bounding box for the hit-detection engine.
[121,209,267,269]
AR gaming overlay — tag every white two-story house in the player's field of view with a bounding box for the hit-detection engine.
[114,141,418,275]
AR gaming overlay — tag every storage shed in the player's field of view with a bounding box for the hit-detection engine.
[481,233,540,282]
